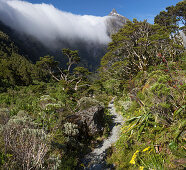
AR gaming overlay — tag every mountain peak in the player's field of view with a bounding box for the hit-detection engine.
[111,8,117,14]
[109,9,118,16]
[106,9,129,35]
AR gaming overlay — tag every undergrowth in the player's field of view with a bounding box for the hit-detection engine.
[107,60,186,169]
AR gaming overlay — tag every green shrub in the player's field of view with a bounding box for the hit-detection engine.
[151,83,170,97]
[77,97,103,110]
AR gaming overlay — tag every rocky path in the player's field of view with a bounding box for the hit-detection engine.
[82,99,124,170]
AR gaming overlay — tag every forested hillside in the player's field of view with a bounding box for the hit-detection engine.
[0,1,185,170]
[0,29,45,90]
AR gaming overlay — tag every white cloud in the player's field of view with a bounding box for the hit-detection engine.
[0,0,111,47]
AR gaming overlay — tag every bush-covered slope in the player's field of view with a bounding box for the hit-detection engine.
[107,58,185,169]
[99,2,186,169]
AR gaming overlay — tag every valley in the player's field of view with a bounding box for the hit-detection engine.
[0,0,185,170]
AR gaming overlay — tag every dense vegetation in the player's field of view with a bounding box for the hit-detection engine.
[0,27,111,169]
[0,1,185,169]
[100,1,186,169]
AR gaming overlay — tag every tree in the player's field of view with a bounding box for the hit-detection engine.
[100,20,184,81]
[154,1,186,34]
[36,55,59,81]
[60,48,80,82]
[73,67,90,91]
[37,49,90,91]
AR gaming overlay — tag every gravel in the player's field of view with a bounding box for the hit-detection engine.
[82,99,124,170]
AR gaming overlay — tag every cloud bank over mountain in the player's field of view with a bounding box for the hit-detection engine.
[0,0,111,47]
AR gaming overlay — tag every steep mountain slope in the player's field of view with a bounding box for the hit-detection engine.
[107,9,129,35]
[0,27,42,91]
[0,9,128,70]
[0,21,52,63]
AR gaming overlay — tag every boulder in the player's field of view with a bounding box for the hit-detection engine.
[66,105,105,136]
[77,106,105,136]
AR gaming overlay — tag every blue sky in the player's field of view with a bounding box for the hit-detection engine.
[26,0,181,23]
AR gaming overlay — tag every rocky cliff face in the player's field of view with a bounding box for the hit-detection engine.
[106,9,129,35]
